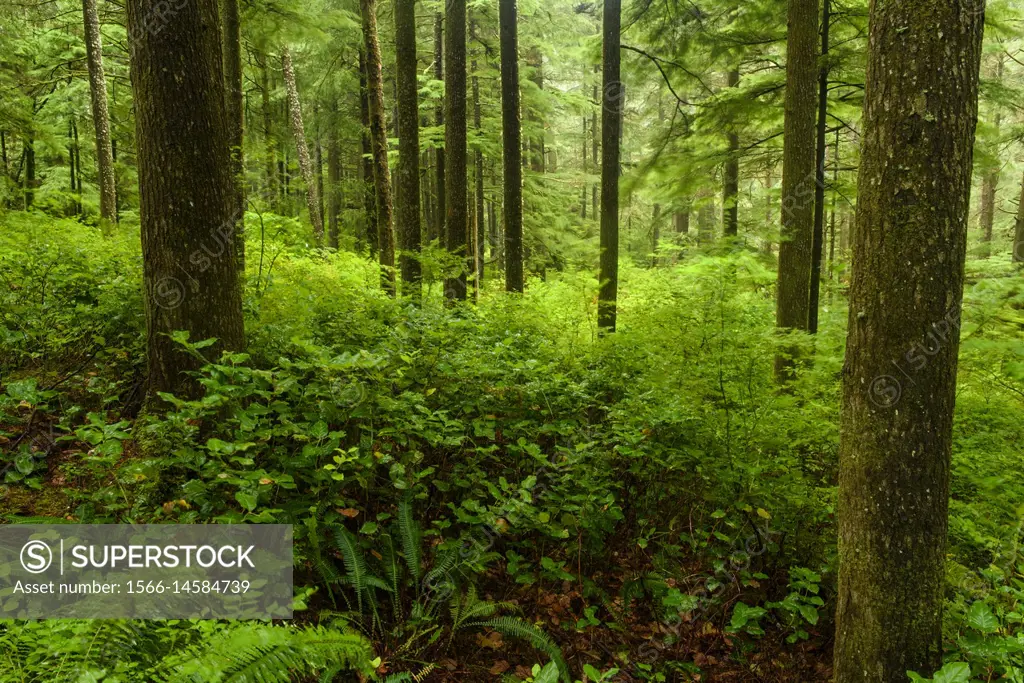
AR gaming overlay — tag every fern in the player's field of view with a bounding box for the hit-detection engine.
[397,497,423,583]
[332,526,372,616]
[468,617,571,683]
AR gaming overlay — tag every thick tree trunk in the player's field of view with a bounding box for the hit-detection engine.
[361,0,396,294]
[774,0,818,382]
[675,210,689,235]
[127,0,245,399]
[395,0,422,296]
[808,0,830,334]
[598,0,621,332]
[358,51,377,256]
[281,46,325,243]
[433,13,446,244]
[444,0,468,301]
[834,1,983,680]
[82,0,117,227]
[221,0,245,270]
[722,68,740,238]
[499,0,523,293]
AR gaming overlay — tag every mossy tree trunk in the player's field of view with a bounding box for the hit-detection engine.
[774,0,818,382]
[395,0,422,296]
[281,46,324,244]
[598,0,621,332]
[444,0,468,301]
[360,0,396,294]
[834,1,984,679]
[499,0,523,293]
[127,0,245,399]
[81,0,117,228]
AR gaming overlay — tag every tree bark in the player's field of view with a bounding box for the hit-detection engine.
[598,0,621,332]
[722,67,740,238]
[220,0,244,270]
[499,0,523,293]
[774,0,818,382]
[327,125,340,249]
[444,0,468,301]
[834,1,983,679]
[127,0,245,399]
[358,50,377,256]
[82,0,118,227]
[281,46,325,243]
[433,13,446,244]
[361,0,396,294]
[808,0,830,334]
[395,0,422,296]
[472,21,484,287]
[259,57,278,209]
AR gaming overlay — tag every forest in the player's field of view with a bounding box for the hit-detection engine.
[0,0,1022,679]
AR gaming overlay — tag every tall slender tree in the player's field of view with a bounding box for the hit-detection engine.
[722,67,739,238]
[433,13,446,244]
[358,50,378,256]
[395,0,422,295]
[81,0,117,227]
[598,0,621,332]
[471,20,485,287]
[499,0,523,293]
[127,0,245,398]
[834,0,984,679]
[220,0,245,270]
[281,46,324,243]
[444,0,468,301]
[361,0,396,294]
[1014,172,1024,264]
[808,0,830,334]
[774,0,818,382]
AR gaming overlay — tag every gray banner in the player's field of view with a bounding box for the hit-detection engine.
[0,524,293,619]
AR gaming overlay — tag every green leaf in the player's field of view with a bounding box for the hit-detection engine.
[798,604,819,625]
[234,491,258,511]
[931,662,971,683]
[966,601,999,634]
[532,661,560,683]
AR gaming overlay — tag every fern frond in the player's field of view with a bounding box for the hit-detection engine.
[397,498,423,583]
[468,617,570,683]
[333,526,372,616]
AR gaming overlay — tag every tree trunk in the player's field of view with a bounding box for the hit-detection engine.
[979,56,1003,259]
[499,0,523,293]
[221,0,245,270]
[651,204,660,267]
[675,210,689,235]
[395,0,422,296]
[598,0,621,332]
[73,120,82,214]
[281,46,325,243]
[358,50,377,256]
[82,0,117,227]
[361,0,396,294]
[127,0,245,399]
[327,101,341,249]
[592,68,598,220]
[1014,171,1024,264]
[360,0,396,293]
[433,13,446,245]
[808,0,830,334]
[24,134,34,209]
[314,106,325,228]
[722,67,740,238]
[774,0,818,382]
[260,58,278,208]
[834,1,983,680]
[444,0,468,301]
[472,21,484,287]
